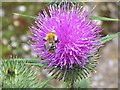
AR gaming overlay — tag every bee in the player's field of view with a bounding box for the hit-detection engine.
[43,32,59,53]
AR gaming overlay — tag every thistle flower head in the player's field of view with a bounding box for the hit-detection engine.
[30,3,103,71]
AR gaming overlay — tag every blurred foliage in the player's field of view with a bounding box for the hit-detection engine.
[1,2,119,88]
[2,2,49,58]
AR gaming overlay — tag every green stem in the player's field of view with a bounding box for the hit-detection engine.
[70,77,74,88]
[69,71,75,88]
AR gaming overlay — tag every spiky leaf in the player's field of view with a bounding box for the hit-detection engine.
[91,16,119,21]
[99,32,120,44]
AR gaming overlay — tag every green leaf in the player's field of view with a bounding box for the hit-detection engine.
[91,16,119,21]
[13,13,36,19]
[99,32,120,44]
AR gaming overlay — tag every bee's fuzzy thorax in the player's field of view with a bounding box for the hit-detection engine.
[45,32,57,41]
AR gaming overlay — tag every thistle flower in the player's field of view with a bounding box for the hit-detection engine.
[29,3,103,81]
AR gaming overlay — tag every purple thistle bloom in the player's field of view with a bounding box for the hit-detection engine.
[29,3,103,70]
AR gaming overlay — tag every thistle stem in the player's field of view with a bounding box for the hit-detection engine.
[66,78,75,88]
[70,77,74,88]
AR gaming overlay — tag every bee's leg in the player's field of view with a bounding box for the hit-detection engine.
[42,38,46,41]
[44,44,46,49]
[55,39,60,43]
[44,44,51,51]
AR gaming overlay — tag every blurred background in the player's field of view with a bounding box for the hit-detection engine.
[1,2,119,88]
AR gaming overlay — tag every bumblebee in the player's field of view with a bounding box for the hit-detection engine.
[44,32,59,53]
